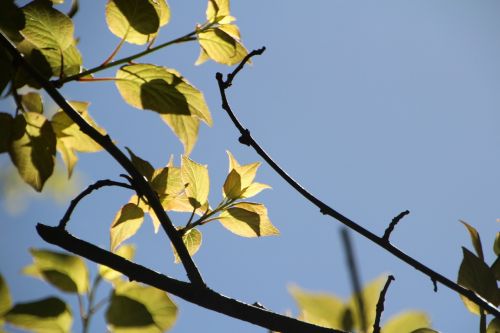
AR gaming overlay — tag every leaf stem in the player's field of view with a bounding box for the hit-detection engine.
[101,33,128,66]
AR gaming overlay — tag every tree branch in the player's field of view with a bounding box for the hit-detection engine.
[0,31,205,287]
[382,210,410,242]
[372,275,395,333]
[36,223,345,333]
[215,48,500,318]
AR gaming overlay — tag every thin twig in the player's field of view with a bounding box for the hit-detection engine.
[222,47,266,88]
[340,228,367,332]
[58,179,133,229]
[215,47,500,317]
[37,224,345,333]
[372,275,395,333]
[0,31,206,287]
[382,210,410,242]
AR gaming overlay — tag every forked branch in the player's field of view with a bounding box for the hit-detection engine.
[215,48,500,317]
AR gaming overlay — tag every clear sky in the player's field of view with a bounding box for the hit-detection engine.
[1,1,499,332]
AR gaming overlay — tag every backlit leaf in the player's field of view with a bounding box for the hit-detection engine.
[289,285,346,330]
[457,247,498,315]
[194,47,210,66]
[173,228,202,263]
[410,329,439,333]
[206,0,230,21]
[487,318,500,333]
[218,202,279,237]
[197,27,248,66]
[9,112,56,191]
[348,275,386,330]
[40,40,83,78]
[126,147,154,181]
[181,156,209,208]
[21,92,43,114]
[460,220,484,260]
[21,1,74,51]
[0,113,13,153]
[223,169,242,199]
[5,297,72,333]
[51,101,105,176]
[110,203,145,251]
[494,232,500,256]
[382,311,431,333]
[241,182,271,199]
[23,248,89,294]
[105,0,166,45]
[223,151,269,199]
[0,274,12,316]
[99,244,136,282]
[106,281,177,333]
[115,64,211,154]
[0,0,25,42]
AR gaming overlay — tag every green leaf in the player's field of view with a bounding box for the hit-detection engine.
[460,220,484,260]
[218,202,279,237]
[347,275,386,330]
[115,64,211,154]
[181,156,210,208]
[12,39,53,88]
[51,101,105,177]
[40,40,83,78]
[197,27,248,66]
[21,92,43,114]
[173,228,202,263]
[110,203,145,251]
[223,151,270,199]
[494,232,500,257]
[106,281,177,333]
[289,285,346,330]
[126,147,154,181]
[23,248,89,294]
[105,0,167,45]
[0,113,13,153]
[21,1,74,51]
[0,275,12,316]
[382,311,431,333]
[457,247,498,315]
[487,318,500,333]
[9,112,56,191]
[5,297,72,333]
[99,244,136,282]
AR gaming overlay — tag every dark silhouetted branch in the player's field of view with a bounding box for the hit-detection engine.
[36,224,345,333]
[372,275,395,333]
[340,228,367,332]
[382,210,410,242]
[58,179,133,229]
[0,31,205,287]
[215,48,500,318]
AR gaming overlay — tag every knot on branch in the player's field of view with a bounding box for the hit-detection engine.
[382,210,410,242]
[238,129,252,146]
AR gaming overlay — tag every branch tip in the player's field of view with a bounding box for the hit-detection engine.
[382,209,410,242]
[372,275,395,333]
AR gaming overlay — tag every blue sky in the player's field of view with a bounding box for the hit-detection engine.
[1,1,499,332]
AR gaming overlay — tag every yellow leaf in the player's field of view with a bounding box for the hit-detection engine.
[173,228,202,263]
[197,28,248,66]
[99,244,136,282]
[110,203,145,251]
[218,202,279,237]
[206,0,230,21]
[181,156,210,209]
[382,311,431,333]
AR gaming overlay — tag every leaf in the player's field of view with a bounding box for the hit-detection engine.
[23,248,89,294]
[206,0,230,21]
[40,40,83,78]
[347,275,386,330]
[382,311,431,333]
[494,232,500,257]
[126,147,154,181]
[181,156,210,208]
[12,39,53,88]
[0,0,25,43]
[492,258,500,281]
[197,27,248,66]
[223,151,269,199]
[9,112,56,191]
[289,285,346,330]
[487,318,500,333]
[241,182,271,199]
[105,0,166,45]
[218,202,279,237]
[115,64,211,154]
[457,247,498,315]
[410,329,439,333]
[51,101,105,176]
[110,203,145,251]
[21,92,43,114]
[99,244,136,282]
[106,281,177,333]
[0,275,12,316]
[194,47,210,66]
[21,1,74,51]
[5,297,72,333]
[0,113,13,153]
[0,47,14,95]
[460,220,484,260]
[173,228,202,263]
